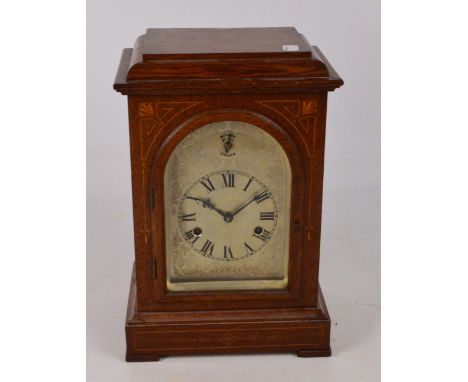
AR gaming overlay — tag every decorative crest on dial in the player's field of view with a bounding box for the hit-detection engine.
[220,131,236,157]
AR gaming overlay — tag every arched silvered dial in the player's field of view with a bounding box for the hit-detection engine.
[164,120,291,291]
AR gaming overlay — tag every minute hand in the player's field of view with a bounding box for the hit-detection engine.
[231,191,267,217]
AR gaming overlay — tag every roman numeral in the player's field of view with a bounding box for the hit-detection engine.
[254,190,270,204]
[200,177,215,192]
[253,228,271,241]
[185,229,200,243]
[260,212,275,220]
[181,212,196,221]
[224,245,234,259]
[243,178,253,192]
[201,240,215,256]
[244,242,255,256]
[222,173,235,188]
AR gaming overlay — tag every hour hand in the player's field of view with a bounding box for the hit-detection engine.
[186,195,226,218]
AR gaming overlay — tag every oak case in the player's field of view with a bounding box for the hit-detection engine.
[114,28,343,361]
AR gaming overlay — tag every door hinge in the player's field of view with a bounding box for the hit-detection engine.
[152,257,157,279]
[150,185,155,209]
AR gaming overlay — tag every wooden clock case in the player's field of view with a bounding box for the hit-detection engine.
[113,28,343,361]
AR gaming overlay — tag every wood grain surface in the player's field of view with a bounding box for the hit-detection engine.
[114,27,343,361]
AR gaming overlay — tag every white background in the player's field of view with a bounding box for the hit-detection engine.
[3,1,468,382]
[87,1,380,381]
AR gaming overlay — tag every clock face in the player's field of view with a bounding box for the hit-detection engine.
[164,121,291,292]
[178,170,278,261]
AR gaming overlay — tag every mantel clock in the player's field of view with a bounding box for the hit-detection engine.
[113,27,343,361]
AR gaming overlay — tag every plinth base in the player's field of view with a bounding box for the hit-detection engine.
[125,270,332,361]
